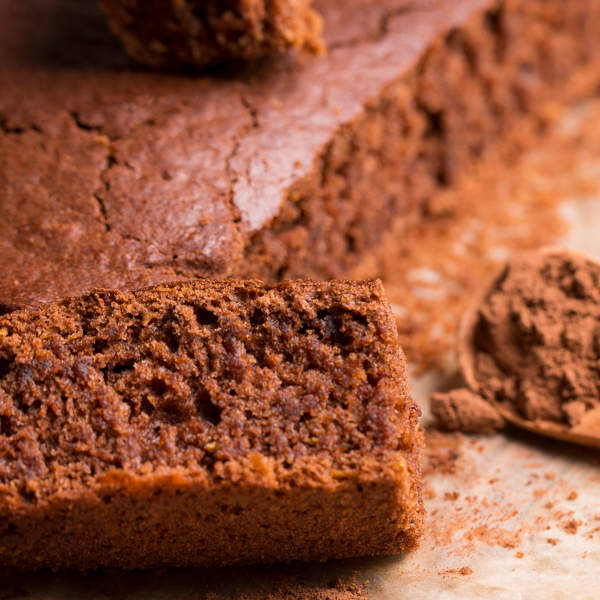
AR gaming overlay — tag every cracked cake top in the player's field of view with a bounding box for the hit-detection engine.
[0,0,485,310]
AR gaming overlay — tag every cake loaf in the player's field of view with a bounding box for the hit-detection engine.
[0,279,422,572]
[2,0,600,312]
[99,0,324,69]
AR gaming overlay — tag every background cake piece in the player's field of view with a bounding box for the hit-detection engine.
[2,0,600,311]
[98,0,323,69]
[0,279,423,572]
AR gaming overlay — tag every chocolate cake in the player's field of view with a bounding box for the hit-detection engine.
[99,0,323,69]
[2,0,600,311]
[0,279,423,572]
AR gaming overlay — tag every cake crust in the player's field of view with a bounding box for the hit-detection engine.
[0,279,422,572]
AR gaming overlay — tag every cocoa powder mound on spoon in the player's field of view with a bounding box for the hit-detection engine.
[433,249,600,435]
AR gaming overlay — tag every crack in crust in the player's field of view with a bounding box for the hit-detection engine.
[0,116,42,136]
[328,3,432,51]
[69,111,114,233]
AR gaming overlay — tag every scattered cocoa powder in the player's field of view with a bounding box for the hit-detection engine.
[422,430,464,476]
[462,524,525,550]
[585,526,600,539]
[562,519,582,535]
[363,102,600,574]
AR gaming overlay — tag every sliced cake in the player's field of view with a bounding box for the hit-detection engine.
[0,279,422,571]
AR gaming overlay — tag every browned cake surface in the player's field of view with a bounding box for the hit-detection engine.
[2,0,600,311]
[99,0,323,69]
[0,279,422,572]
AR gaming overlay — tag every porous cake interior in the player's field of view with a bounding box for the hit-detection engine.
[0,280,416,501]
[100,0,321,68]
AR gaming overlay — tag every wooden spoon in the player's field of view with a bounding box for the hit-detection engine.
[457,247,600,449]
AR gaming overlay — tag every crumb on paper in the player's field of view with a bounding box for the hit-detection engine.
[439,566,473,576]
[562,519,582,535]
[585,526,600,539]
[423,429,464,476]
[444,492,460,501]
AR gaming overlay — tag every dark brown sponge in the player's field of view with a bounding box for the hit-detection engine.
[0,279,422,572]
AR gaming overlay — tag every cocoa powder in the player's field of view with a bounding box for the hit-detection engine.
[422,429,465,475]
[431,389,505,434]
[472,251,600,426]
[434,250,600,432]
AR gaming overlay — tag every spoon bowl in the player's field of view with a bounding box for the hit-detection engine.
[457,247,600,449]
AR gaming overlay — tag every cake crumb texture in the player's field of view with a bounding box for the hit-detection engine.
[99,0,324,69]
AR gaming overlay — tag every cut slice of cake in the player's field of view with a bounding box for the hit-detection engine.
[0,279,422,572]
[98,0,324,69]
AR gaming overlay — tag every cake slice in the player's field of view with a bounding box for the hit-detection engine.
[98,0,324,69]
[2,0,600,311]
[0,279,422,572]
